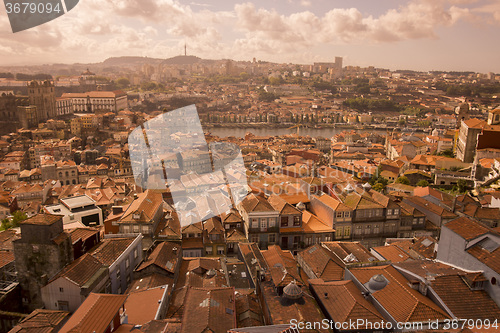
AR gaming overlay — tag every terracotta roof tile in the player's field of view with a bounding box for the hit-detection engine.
[298,244,344,281]
[136,242,179,274]
[445,217,492,241]
[432,275,500,320]
[21,213,62,226]
[350,265,450,323]
[371,244,411,263]
[8,309,70,333]
[90,238,135,266]
[125,286,168,325]
[59,293,127,333]
[180,287,236,333]
[310,280,385,329]
[49,253,106,286]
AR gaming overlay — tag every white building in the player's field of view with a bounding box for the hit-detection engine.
[44,195,103,227]
[60,90,127,113]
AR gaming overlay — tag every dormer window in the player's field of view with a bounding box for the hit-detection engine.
[133,213,140,220]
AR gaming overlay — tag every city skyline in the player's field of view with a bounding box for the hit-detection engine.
[1,0,500,72]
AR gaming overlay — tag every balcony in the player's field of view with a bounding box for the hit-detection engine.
[249,226,279,233]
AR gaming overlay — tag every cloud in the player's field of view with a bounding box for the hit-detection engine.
[0,0,495,66]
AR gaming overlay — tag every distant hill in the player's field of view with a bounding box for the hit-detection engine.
[102,56,164,66]
[162,55,203,65]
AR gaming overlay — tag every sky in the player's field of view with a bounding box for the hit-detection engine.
[1,0,500,72]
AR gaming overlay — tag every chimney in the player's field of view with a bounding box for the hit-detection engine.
[112,206,123,215]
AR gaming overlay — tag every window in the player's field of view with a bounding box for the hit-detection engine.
[345,211,351,218]
[125,258,129,269]
[387,209,393,215]
[325,234,331,241]
[205,247,213,255]
[281,216,288,227]
[236,223,241,228]
[293,216,300,226]
[134,249,138,259]
[412,218,418,225]
[133,225,140,233]
[260,219,267,229]
[355,225,362,235]
[225,224,230,229]
[251,219,258,228]
[59,287,64,293]
[394,209,399,215]
[269,234,276,243]
[251,234,259,243]
[374,225,380,234]
[217,246,224,255]
[344,227,351,237]
[336,211,343,218]
[123,225,130,233]
[365,225,371,235]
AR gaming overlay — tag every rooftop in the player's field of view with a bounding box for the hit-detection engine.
[59,293,127,333]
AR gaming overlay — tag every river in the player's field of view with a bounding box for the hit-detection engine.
[206,126,389,138]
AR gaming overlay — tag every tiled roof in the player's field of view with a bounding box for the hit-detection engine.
[125,286,168,326]
[0,250,14,269]
[49,253,106,287]
[371,244,411,263]
[310,280,385,328]
[259,277,327,331]
[8,309,70,333]
[235,290,264,328]
[445,217,492,241]
[298,244,344,281]
[59,293,127,333]
[180,287,236,333]
[127,274,173,294]
[0,229,19,251]
[410,236,437,259]
[268,195,301,215]
[404,196,457,218]
[467,240,500,275]
[414,186,453,203]
[302,211,334,234]
[240,193,275,213]
[136,242,179,274]
[431,275,500,320]
[350,265,450,323]
[69,227,99,243]
[120,190,163,224]
[322,242,376,263]
[90,237,135,266]
[21,213,62,226]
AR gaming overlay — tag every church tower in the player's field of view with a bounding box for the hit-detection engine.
[28,80,56,122]
[13,213,73,311]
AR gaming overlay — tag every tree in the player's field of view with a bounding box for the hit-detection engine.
[396,176,410,185]
[373,183,385,192]
[457,179,468,193]
[0,210,27,230]
[116,77,130,88]
[416,180,429,187]
[438,148,454,158]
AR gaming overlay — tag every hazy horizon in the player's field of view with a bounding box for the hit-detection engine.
[1,0,500,73]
